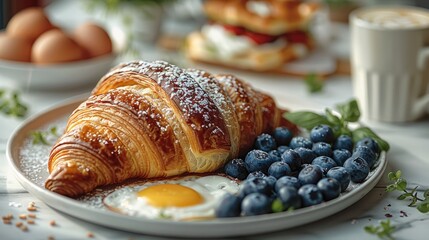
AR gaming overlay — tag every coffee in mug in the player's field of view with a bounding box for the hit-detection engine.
[350,6,429,122]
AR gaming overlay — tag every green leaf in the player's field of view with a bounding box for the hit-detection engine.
[0,89,28,118]
[352,127,390,152]
[31,131,49,145]
[364,226,378,234]
[396,179,407,191]
[50,126,58,136]
[395,170,402,179]
[386,184,397,192]
[423,189,429,200]
[335,126,352,138]
[30,126,59,145]
[284,111,331,131]
[386,169,429,215]
[388,172,397,181]
[365,220,395,240]
[335,99,360,122]
[304,73,324,93]
[397,193,411,200]
[325,109,342,126]
[417,201,429,213]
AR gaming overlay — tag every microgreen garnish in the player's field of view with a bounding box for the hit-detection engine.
[271,199,295,213]
[31,126,59,145]
[284,99,390,152]
[386,170,429,213]
[364,219,395,240]
[159,211,172,219]
[0,89,28,118]
[304,73,324,93]
[271,199,284,213]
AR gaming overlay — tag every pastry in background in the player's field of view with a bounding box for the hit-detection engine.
[186,0,319,72]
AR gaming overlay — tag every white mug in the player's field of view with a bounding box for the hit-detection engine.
[350,6,429,122]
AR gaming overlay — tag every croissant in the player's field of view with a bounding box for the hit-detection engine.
[45,60,297,197]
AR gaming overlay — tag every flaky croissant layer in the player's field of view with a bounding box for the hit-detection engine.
[45,60,296,197]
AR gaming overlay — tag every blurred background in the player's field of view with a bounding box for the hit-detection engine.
[1,0,429,86]
[2,0,429,29]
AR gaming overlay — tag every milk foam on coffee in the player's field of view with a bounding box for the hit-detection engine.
[357,8,429,28]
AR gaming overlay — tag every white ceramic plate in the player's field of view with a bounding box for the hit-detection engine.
[6,96,387,238]
[0,54,116,90]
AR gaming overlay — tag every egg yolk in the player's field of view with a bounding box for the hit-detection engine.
[137,184,204,207]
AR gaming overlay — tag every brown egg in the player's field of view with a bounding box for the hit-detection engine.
[32,29,85,64]
[0,33,33,62]
[73,22,113,58]
[6,7,55,42]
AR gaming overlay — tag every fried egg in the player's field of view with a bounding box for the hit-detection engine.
[103,175,240,221]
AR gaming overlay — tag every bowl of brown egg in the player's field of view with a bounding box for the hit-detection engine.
[0,7,117,90]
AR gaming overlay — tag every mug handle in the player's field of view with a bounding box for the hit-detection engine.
[414,47,429,118]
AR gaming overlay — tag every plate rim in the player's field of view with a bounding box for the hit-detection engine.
[6,96,388,238]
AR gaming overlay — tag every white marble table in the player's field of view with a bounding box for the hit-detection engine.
[1,1,429,239]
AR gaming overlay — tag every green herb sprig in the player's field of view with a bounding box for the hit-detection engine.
[31,126,59,145]
[364,219,395,240]
[0,90,28,118]
[386,170,429,213]
[284,99,390,152]
[304,73,324,93]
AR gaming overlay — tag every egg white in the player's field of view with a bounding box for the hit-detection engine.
[103,175,240,221]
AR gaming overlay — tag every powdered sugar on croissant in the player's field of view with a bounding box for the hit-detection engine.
[45,60,296,197]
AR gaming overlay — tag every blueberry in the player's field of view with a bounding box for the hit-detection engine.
[311,156,337,173]
[312,142,333,157]
[289,136,313,149]
[277,145,291,154]
[310,125,335,143]
[241,193,272,216]
[268,161,292,179]
[254,133,277,152]
[246,171,267,180]
[224,158,248,180]
[332,149,352,166]
[268,150,281,163]
[295,147,317,164]
[245,150,272,173]
[215,193,241,218]
[263,175,277,189]
[353,145,377,168]
[241,177,272,196]
[298,164,323,185]
[334,135,353,152]
[343,156,370,183]
[317,178,341,201]
[275,176,301,192]
[298,184,324,207]
[273,127,294,146]
[277,186,302,210]
[327,166,351,192]
[281,149,302,171]
[355,137,380,156]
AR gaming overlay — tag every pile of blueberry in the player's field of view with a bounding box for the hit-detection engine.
[216,125,381,217]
